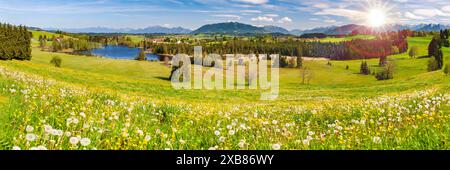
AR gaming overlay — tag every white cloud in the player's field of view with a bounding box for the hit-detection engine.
[278,17,292,23]
[240,10,261,13]
[315,8,365,21]
[324,19,336,23]
[251,16,273,22]
[212,14,241,20]
[442,6,450,12]
[404,12,425,20]
[233,0,268,5]
[313,3,330,9]
[413,8,450,17]
[265,14,279,17]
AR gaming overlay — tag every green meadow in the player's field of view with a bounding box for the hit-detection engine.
[0,33,449,150]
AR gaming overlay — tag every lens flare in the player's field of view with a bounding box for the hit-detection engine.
[367,8,387,27]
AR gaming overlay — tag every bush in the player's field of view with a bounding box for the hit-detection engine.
[288,58,296,68]
[375,62,395,80]
[444,63,450,76]
[427,58,439,71]
[135,48,147,61]
[50,56,62,67]
[279,56,289,68]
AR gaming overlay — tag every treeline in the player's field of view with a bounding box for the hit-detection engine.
[0,23,31,60]
[144,30,408,60]
[87,35,135,47]
[38,33,101,52]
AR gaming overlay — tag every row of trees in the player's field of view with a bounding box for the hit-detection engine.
[0,23,31,60]
[145,31,408,61]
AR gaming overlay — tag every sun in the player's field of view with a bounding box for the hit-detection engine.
[367,8,387,27]
[361,0,395,28]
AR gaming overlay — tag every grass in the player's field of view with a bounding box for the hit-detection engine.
[319,35,376,42]
[127,35,145,44]
[0,35,449,150]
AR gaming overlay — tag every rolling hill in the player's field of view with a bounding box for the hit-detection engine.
[191,22,267,34]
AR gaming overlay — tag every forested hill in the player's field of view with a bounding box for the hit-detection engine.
[191,22,268,34]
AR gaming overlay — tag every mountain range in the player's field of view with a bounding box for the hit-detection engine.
[45,22,450,35]
[290,24,450,35]
[47,26,192,34]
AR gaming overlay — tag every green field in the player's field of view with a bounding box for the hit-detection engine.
[0,35,449,150]
[319,35,376,42]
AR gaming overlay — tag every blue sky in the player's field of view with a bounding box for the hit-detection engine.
[0,0,449,30]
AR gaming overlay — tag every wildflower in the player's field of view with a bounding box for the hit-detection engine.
[144,135,152,141]
[26,134,37,142]
[26,125,34,132]
[79,112,86,118]
[179,139,186,144]
[302,139,310,146]
[238,140,246,148]
[214,130,220,136]
[69,137,79,145]
[37,146,48,150]
[12,146,21,150]
[80,138,91,146]
[272,120,278,125]
[219,136,226,142]
[373,136,382,144]
[208,147,216,150]
[308,131,315,136]
[228,130,235,135]
[44,125,53,133]
[272,143,281,150]
[137,130,144,136]
[65,132,72,137]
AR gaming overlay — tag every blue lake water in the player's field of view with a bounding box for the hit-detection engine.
[89,45,160,61]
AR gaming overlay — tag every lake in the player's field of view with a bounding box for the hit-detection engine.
[88,45,160,61]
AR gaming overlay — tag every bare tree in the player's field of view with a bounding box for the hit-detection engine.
[300,66,314,84]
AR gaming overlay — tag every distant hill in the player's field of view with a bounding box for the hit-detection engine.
[291,24,450,36]
[44,23,449,35]
[47,26,192,34]
[262,25,290,34]
[191,22,267,34]
[128,26,191,34]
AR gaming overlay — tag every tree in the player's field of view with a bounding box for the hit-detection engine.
[297,47,303,68]
[428,37,443,69]
[135,48,147,61]
[427,58,439,71]
[300,67,313,85]
[360,61,370,75]
[408,46,418,58]
[375,62,395,80]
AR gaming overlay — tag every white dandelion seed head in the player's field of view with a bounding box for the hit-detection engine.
[80,138,91,146]
[144,135,152,141]
[25,133,37,142]
[272,143,281,150]
[69,137,79,145]
[26,125,34,132]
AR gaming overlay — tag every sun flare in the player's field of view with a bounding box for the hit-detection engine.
[367,8,387,27]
